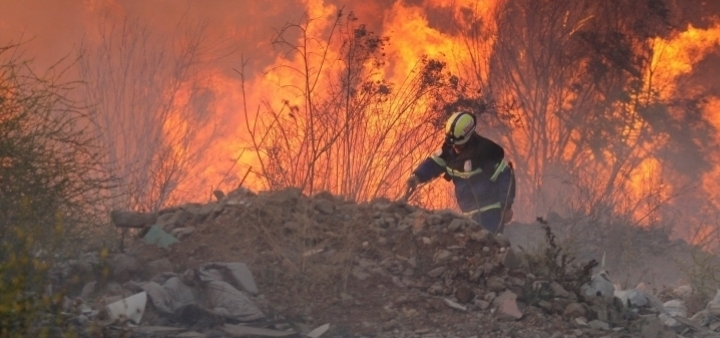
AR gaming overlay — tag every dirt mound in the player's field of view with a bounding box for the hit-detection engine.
[59,187,687,337]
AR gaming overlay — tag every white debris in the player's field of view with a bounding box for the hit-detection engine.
[581,271,614,298]
[443,298,468,311]
[663,300,687,317]
[106,292,147,325]
[307,323,330,338]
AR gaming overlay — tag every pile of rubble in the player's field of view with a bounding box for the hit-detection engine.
[50,187,720,337]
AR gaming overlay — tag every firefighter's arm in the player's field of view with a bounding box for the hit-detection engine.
[410,148,448,185]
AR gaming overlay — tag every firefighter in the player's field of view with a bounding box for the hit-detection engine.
[407,112,516,234]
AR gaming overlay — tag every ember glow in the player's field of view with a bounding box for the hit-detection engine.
[3,0,720,242]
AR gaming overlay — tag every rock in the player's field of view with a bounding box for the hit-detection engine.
[493,291,517,307]
[198,203,217,219]
[550,282,570,298]
[80,281,96,300]
[640,316,662,338]
[146,258,173,279]
[484,292,497,303]
[501,248,522,270]
[673,285,692,299]
[447,219,464,232]
[475,299,490,310]
[352,267,370,280]
[109,253,139,278]
[313,199,335,214]
[434,250,452,262]
[495,234,511,247]
[164,210,194,232]
[456,286,475,304]
[498,298,522,320]
[487,277,506,292]
[587,319,609,330]
[427,267,445,278]
[538,300,553,312]
[221,323,295,337]
[470,230,492,243]
[111,210,157,228]
[156,212,176,230]
[171,226,196,239]
[75,314,89,326]
[564,303,587,319]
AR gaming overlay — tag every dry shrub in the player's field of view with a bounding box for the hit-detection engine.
[0,43,110,337]
[519,225,599,300]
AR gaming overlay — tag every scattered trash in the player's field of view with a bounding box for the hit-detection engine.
[143,225,180,248]
[106,291,147,325]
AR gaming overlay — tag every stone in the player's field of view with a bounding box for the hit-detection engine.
[352,267,370,280]
[587,320,609,330]
[146,258,173,279]
[447,219,464,232]
[427,267,446,278]
[563,303,587,319]
[164,210,194,232]
[198,203,217,219]
[111,210,157,228]
[475,299,490,310]
[80,281,96,300]
[493,291,517,307]
[456,286,475,304]
[640,316,662,338]
[487,277,506,292]
[501,248,522,270]
[171,226,196,239]
[470,230,492,243]
[494,234,511,247]
[550,282,570,298]
[313,199,335,214]
[434,250,452,262]
[221,323,295,337]
[156,212,176,230]
[498,298,522,320]
[109,253,139,278]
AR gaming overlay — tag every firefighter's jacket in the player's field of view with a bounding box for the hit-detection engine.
[413,133,515,214]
